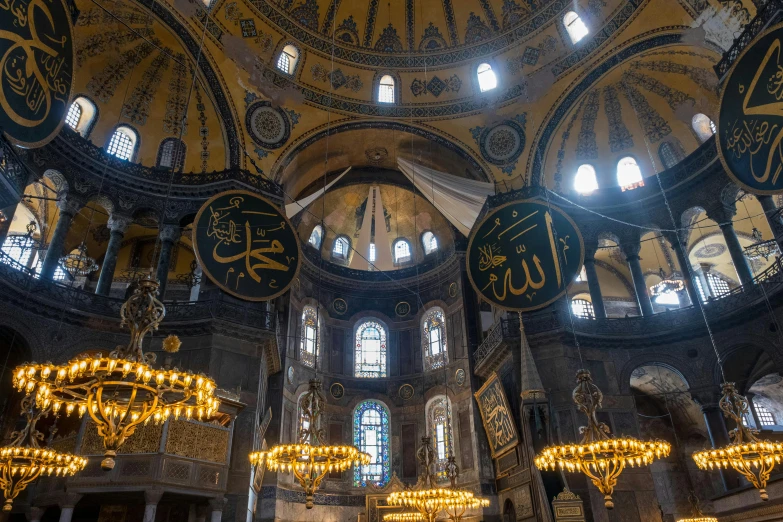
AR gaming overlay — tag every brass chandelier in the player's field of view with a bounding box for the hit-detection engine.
[387,438,489,522]
[383,513,426,522]
[0,394,87,511]
[692,382,783,501]
[13,277,220,470]
[249,379,370,508]
[534,369,671,509]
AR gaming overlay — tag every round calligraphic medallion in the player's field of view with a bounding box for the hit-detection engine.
[467,199,584,312]
[332,298,348,315]
[395,301,410,317]
[330,382,344,399]
[0,0,74,148]
[448,282,458,298]
[718,22,783,194]
[399,384,415,401]
[192,190,301,301]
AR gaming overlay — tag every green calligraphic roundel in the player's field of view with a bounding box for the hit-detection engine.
[467,199,584,312]
[193,190,301,301]
[718,22,783,194]
[0,0,74,148]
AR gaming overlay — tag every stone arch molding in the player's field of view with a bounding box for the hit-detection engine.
[619,353,702,395]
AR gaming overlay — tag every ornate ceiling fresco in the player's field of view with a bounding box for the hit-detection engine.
[64,0,759,196]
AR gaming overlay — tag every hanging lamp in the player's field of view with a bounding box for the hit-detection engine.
[692,382,783,501]
[13,277,220,471]
[0,394,87,511]
[249,379,370,508]
[534,369,671,509]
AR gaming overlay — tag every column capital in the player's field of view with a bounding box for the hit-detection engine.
[58,492,82,509]
[208,497,226,512]
[107,214,132,234]
[144,488,164,505]
[26,506,45,521]
[56,196,83,217]
[583,240,599,259]
[158,224,181,243]
[708,204,737,225]
[619,239,641,259]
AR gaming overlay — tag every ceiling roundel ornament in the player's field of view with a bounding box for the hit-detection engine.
[399,384,415,401]
[395,301,411,317]
[467,199,584,312]
[718,22,783,194]
[192,190,301,301]
[245,101,291,149]
[471,117,527,174]
[0,0,74,148]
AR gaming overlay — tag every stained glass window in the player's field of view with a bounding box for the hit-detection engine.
[423,308,448,371]
[355,320,387,377]
[427,396,453,480]
[353,400,390,486]
[300,306,318,368]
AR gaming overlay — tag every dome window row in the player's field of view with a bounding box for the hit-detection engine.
[573,114,715,195]
[307,225,439,266]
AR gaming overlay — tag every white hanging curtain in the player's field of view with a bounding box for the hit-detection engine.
[396,158,494,236]
[285,167,352,217]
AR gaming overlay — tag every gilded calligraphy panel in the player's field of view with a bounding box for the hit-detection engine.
[719,22,783,194]
[467,199,584,311]
[0,0,73,147]
[193,190,301,301]
[474,372,519,458]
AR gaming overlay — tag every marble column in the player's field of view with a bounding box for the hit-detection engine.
[26,507,44,522]
[208,497,225,522]
[143,489,164,522]
[757,195,783,253]
[40,197,82,281]
[583,244,606,319]
[621,239,653,316]
[195,505,208,522]
[95,214,131,296]
[57,493,82,522]
[719,220,754,286]
[702,404,741,490]
[665,233,700,307]
[155,224,180,300]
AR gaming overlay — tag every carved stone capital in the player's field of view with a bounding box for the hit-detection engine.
[208,496,226,513]
[144,488,164,505]
[27,506,45,521]
[107,214,132,234]
[158,224,181,243]
[56,196,83,217]
[58,492,83,509]
[619,239,641,259]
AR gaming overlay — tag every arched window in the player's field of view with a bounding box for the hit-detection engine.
[65,97,97,136]
[427,396,453,479]
[333,235,350,261]
[393,239,411,263]
[706,272,730,296]
[477,63,497,92]
[617,156,644,191]
[369,243,376,263]
[422,231,438,255]
[423,308,448,371]
[156,138,186,171]
[355,320,387,378]
[571,298,594,319]
[658,141,686,170]
[378,75,395,103]
[563,11,588,44]
[753,401,776,426]
[692,113,716,143]
[353,400,390,486]
[300,306,318,368]
[573,164,598,194]
[106,126,138,161]
[1,235,35,268]
[308,225,323,248]
[276,44,299,75]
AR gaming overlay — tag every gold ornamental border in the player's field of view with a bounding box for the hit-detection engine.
[192,189,302,302]
[466,198,585,312]
[716,21,783,195]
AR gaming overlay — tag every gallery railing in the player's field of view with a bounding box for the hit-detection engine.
[474,257,783,367]
[0,250,276,331]
[715,0,783,80]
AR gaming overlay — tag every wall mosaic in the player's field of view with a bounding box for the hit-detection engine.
[121,50,171,126]
[442,0,460,45]
[290,0,320,31]
[321,0,342,33]
[603,85,634,153]
[163,54,190,136]
[375,24,403,52]
[86,41,158,103]
[335,15,359,44]
[410,75,462,97]
[470,114,527,175]
[75,28,153,67]
[310,63,364,91]
[465,12,493,44]
[419,22,447,50]
[618,83,671,143]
